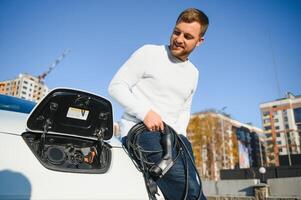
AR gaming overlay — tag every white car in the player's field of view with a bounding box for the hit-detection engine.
[0,88,152,200]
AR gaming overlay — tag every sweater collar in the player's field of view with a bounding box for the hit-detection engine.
[165,45,189,64]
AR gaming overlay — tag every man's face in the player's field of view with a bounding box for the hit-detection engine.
[169,21,204,61]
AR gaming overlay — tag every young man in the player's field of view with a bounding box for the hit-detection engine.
[109,8,209,200]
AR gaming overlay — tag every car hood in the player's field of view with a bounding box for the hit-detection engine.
[27,88,113,140]
[0,109,28,134]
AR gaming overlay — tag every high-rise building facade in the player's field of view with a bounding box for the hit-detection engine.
[0,73,49,102]
[260,92,301,166]
[187,111,265,180]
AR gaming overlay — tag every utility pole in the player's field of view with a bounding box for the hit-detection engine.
[268,31,282,99]
[259,136,263,167]
[220,106,227,169]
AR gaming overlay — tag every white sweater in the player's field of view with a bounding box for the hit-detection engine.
[108,44,199,137]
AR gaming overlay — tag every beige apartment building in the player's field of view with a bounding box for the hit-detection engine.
[260,92,301,166]
[187,111,264,181]
[0,73,49,102]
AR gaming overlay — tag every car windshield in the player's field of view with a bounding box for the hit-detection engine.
[0,94,36,114]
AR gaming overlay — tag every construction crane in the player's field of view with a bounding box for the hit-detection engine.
[38,49,70,83]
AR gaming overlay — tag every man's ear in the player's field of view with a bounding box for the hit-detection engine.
[196,37,204,47]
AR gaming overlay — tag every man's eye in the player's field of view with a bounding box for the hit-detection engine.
[184,34,194,40]
[173,30,181,35]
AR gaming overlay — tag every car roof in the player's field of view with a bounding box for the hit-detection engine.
[0,94,36,114]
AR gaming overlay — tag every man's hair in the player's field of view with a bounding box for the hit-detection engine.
[176,8,209,37]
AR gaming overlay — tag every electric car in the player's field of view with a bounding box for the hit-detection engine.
[0,88,155,200]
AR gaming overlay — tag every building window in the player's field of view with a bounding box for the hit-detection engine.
[265,126,271,131]
[263,111,270,117]
[22,91,26,95]
[263,119,270,124]
[275,126,280,130]
[23,81,28,84]
[274,118,279,123]
[23,86,27,90]
[266,133,272,138]
[276,133,280,137]
[294,108,301,123]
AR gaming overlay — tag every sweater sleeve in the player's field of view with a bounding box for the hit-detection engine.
[176,70,199,135]
[108,45,151,121]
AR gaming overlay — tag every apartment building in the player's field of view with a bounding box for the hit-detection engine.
[260,92,301,166]
[187,111,265,180]
[0,73,49,102]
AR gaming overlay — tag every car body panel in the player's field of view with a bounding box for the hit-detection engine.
[0,132,148,199]
[0,90,150,199]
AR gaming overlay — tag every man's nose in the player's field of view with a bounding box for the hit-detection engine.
[175,33,184,44]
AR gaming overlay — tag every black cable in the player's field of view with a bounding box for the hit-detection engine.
[177,133,202,200]
[180,146,189,200]
[124,122,203,200]
[165,123,203,200]
[126,122,160,200]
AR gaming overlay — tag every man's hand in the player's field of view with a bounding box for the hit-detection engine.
[143,110,164,132]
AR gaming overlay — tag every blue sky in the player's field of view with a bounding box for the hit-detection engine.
[1,0,301,128]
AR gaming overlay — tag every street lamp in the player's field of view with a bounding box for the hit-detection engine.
[259,166,266,183]
[258,137,267,184]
